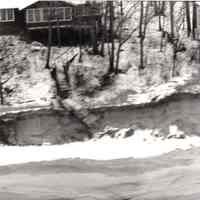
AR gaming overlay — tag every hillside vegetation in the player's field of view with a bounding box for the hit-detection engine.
[0,2,199,109]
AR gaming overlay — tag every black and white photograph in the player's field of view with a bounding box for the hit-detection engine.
[0,0,200,199]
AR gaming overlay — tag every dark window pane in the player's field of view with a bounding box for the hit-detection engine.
[27,9,34,22]
[65,7,72,20]
[50,8,56,20]
[7,9,14,21]
[76,6,83,16]
[56,8,64,20]
[43,8,50,21]
[35,9,41,22]
[0,9,6,21]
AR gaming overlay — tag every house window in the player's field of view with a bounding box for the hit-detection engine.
[90,6,100,15]
[65,7,72,20]
[7,9,14,21]
[82,6,87,16]
[75,5,100,17]
[34,9,41,22]
[51,8,56,19]
[0,10,6,21]
[76,5,87,16]
[26,7,72,23]
[75,6,82,16]
[43,8,50,21]
[27,9,34,22]
[56,7,65,20]
[0,9,15,22]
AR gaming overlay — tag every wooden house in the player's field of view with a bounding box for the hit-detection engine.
[0,0,104,45]
[0,8,24,35]
[22,1,74,30]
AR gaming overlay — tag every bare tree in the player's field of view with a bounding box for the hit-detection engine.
[108,0,115,74]
[78,28,83,63]
[171,3,186,77]
[114,1,138,74]
[56,16,61,48]
[185,1,192,37]
[139,1,144,70]
[100,1,108,57]
[45,2,62,96]
[154,1,165,31]
[46,18,52,69]
[192,1,197,39]
[106,1,139,74]
[139,1,154,70]
[158,3,162,31]
[45,2,53,70]
[170,1,175,39]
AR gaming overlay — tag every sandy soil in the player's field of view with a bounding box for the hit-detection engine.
[0,148,200,200]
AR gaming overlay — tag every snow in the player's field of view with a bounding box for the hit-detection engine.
[89,75,193,109]
[1,132,200,166]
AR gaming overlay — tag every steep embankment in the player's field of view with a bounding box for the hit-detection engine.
[2,83,200,147]
[0,106,91,145]
[0,13,200,147]
[92,93,200,137]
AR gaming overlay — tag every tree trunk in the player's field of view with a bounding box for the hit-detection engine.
[139,1,144,70]
[100,3,108,57]
[46,19,52,69]
[158,2,163,31]
[170,2,174,39]
[185,1,192,37]
[115,44,121,74]
[139,1,144,37]
[172,46,176,77]
[161,2,165,14]
[92,24,98,54]
[120,0,123,17]
[160,30,164,52]
[79,28,83,63]
[0,80,3,105]
[140,36,145,70]
[192,2,197,40]
[154,1,158,15]
[56,19,61,48]
[108,0,115,73]
[115,0,124,74]
[159,15,162,31]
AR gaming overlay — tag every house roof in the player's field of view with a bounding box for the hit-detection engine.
[0,0,101,10]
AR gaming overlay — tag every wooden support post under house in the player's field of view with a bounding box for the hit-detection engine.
[46,17,52,69]
[56,19,61,48]
[91,24,98,54]
[79,28,83,62]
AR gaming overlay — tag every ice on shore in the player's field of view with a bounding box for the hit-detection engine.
[0,132,200,166]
